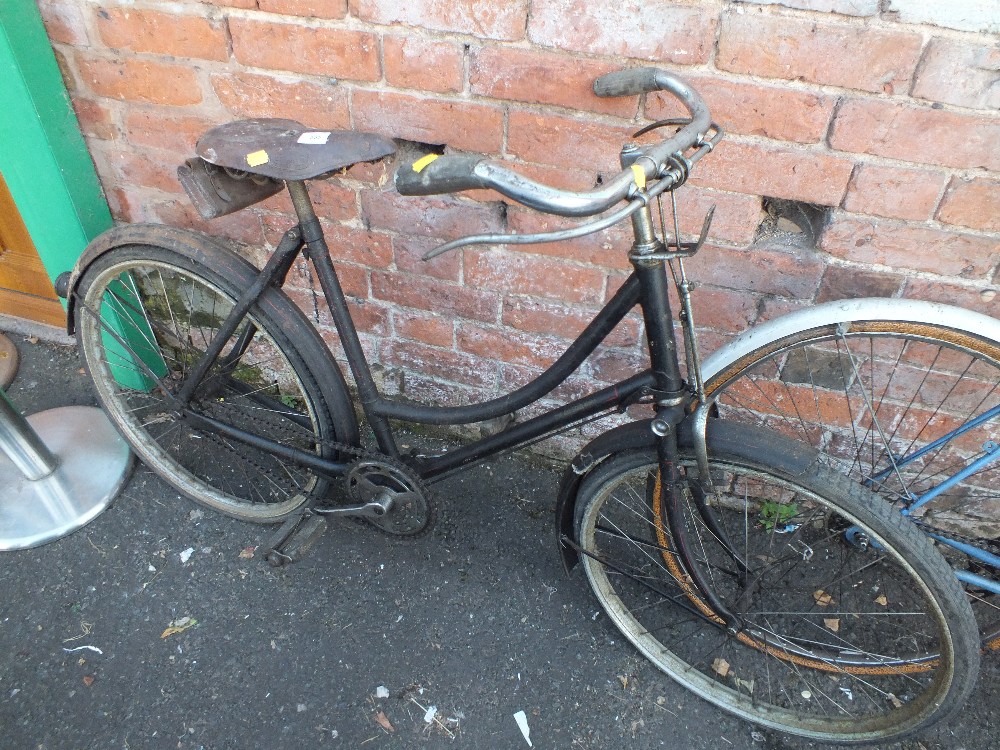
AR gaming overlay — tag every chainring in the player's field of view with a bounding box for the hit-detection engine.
[343,458,435,537]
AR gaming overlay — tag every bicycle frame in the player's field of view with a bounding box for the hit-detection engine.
[161,177,743,626]
[168,181,685,483]
[872,406,1000,597]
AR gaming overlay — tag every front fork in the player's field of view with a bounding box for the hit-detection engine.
[630,198,744,631]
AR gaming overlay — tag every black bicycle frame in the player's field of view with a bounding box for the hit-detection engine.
[171,178,741,626]
[171,180,694,480]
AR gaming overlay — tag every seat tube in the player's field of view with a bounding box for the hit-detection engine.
[287,181,400,457]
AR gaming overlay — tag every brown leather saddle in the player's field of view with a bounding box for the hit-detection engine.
[178,119,396,219]
[196,119,396,181]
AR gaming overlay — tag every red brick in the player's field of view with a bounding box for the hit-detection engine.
[466,248,606,304]
[76,54,203,106]
[504,208,632,270]
[528,0,715,64]
[347,300,389,335]
[392,310,454,347]
[392,236,461,282]
[821,215,1000,278]
[384,36,464,94]
[382,340,497,389]
[361,191,504,240]
[261,180,357,223]
[470,47,635,118]
[229,18,379,81]
[843,164,948,222]
[830,99,1000,171]
[816,265,904,302]
[102,146,186,194]
[687,244,824,300]
[96,7,228,62]
[371,272,500,323]
[691,140,854,207]
[717,12,922,94]
[353,90,504,154]
[648,76,835,145]
[586,345,649,384]
[507,185,762,264]
[502,296,639,347]
[936,177,1000,233]
[202,0,257,7]
[257,0,348,19]
[903,279,1000,320]
[71,97,118,140]
[350,0,528,41]
[38,0,90,45]
[212,72,350,129]
[148,197,267,246]
[912,39,1000,111]
[457,323,568,369]
[282,255,371,306]
[286,287,385,335]
[685,286,759,334]
[735,0,879,13]
[124,108,219,154]
[396,372,486,408]
[499,364,602,403]
[261,214,392,268]
[507,109,631,172]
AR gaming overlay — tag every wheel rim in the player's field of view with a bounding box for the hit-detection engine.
[579,456,958,741]
[78,256,331,518]
[704,323,1000,647]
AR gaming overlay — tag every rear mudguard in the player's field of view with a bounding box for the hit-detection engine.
[60,222,361,449]
[61,223,244,335]
[555,418,817,572]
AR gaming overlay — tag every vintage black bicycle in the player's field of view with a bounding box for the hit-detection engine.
[59,69,981,744]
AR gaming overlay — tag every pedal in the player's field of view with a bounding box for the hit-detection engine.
[262,510,328,567]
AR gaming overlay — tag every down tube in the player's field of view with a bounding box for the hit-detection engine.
[415,371,655,479]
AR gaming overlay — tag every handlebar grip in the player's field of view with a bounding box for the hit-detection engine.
[593,68,663,98]
[395,153,488,196]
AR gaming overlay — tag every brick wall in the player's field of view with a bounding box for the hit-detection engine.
[39,0,1000,447]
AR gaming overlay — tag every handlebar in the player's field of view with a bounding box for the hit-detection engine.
[395,68,715,218]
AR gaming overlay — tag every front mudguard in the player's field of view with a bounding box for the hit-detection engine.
[556,418,817,572]
[556,419,658,573]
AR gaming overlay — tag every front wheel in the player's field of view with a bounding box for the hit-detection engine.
[573,423,979,744]
[702,315,1000,646]
[75,240,355,522]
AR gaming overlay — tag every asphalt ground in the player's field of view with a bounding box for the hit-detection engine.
[1,326,997,750]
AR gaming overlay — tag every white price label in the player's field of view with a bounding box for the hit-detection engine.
[297,131,331,145]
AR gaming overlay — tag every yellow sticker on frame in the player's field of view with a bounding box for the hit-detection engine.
[246,150,270,167]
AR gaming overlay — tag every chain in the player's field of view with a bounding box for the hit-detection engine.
[191,398,435,536]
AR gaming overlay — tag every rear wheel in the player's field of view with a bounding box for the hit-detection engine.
[574,426,979,744]
[76,243,352,522]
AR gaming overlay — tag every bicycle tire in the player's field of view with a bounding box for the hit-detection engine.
[702,312,1000,647]
[573,422,979,744]
[75,240,355,522]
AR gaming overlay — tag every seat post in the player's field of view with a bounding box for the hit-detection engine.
[287,180,318,229]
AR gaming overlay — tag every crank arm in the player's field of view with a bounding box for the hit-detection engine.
[314,493,394,519]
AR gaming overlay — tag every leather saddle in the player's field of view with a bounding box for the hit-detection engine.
[179,119,396,219]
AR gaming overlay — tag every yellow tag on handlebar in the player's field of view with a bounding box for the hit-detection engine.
[630,164,647,191]
[412,154,440,173]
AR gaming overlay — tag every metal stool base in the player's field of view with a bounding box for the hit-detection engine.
[0,406,132,550]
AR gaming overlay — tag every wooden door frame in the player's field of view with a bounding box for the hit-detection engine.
[0,0,112,321]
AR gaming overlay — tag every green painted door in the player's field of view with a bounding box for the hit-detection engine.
[0,0,112,325]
